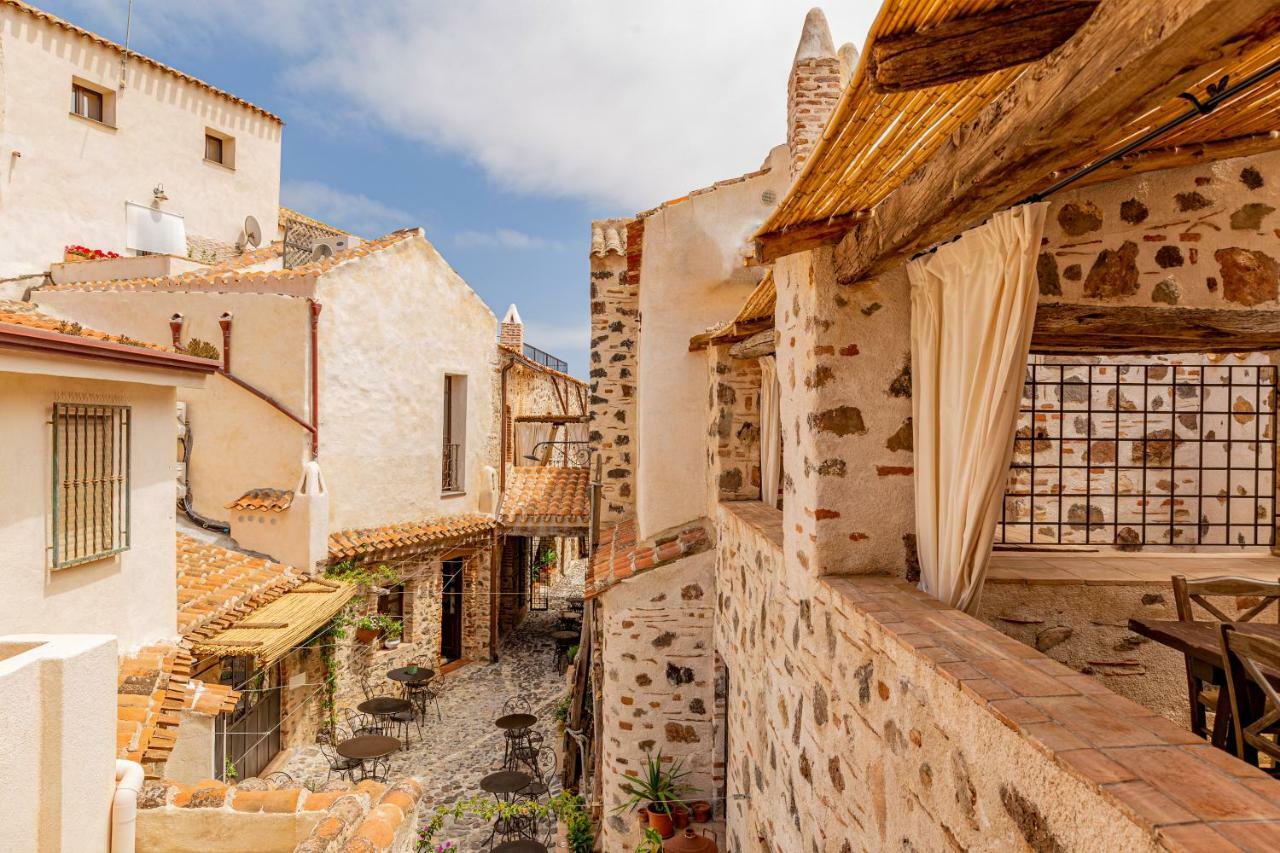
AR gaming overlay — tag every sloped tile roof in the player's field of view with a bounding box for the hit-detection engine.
[328,513,496,561]
[500,467,591,531]
[590,220,627,257]
[226,488,294,513]
[0,299,184,354]
[38,230,417,293]
[2,0,281,122]
[586,518,712,598]
[176,533,302,640]
[280,206,347,238]
[117,644,238,778]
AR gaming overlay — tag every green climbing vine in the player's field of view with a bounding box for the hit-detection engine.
[416,792,593,853]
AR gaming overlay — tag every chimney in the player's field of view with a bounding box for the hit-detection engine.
[500,304,524,352]
[838,42,860,89]
[788,8,841,179]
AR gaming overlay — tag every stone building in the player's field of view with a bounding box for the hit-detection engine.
[582,3,1280,851]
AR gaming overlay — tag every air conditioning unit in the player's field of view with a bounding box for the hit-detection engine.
[308,235,350,261]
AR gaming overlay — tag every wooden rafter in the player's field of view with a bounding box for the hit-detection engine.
[832,0,1280,285]
[1032,304,1280,354]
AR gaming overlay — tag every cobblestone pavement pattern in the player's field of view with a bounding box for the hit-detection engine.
[282,560,585,850]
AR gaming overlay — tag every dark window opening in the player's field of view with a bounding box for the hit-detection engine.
[71,84,104,122]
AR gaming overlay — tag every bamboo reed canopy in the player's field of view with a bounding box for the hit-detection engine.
[191,578,356,665]
[758,0,1280,248]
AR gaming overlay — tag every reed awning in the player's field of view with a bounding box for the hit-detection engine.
[190,577,356,665]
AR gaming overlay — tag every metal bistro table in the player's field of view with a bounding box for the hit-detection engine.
[358,696,415,746]
[1128,618,1280,752]
[492,840,548,853]
[388,665,440,722]
[496,713,539,776]
[480,770,537,846]
[336,734,400,782]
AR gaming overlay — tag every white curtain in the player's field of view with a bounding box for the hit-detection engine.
[513,422,553,466]
[909,202,1049,614]
[758,355,782,509]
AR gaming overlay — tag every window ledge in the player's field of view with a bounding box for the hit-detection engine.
[203,157,235,172]
[68,112,116,131]
[441,490,467,499]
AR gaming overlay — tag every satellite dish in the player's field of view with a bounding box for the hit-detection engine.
[308,242,335,262]
[242,215,262,248]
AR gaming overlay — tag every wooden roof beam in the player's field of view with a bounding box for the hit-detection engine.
[834,0,1280,286]
[1033,304,1280,355]
[868,1,1099,93]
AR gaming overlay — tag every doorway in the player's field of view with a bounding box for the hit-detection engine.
[441,558,464,662]
[214,658,282,781]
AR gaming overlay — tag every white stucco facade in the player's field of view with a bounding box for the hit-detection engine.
[0,2,282,279]
[635,145,790,539]
[0,349,202,651]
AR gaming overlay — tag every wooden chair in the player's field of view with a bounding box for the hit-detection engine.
[1218,623,1280,768]
[1172,575,1280,744]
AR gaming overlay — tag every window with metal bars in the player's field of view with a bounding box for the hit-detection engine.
[997,361,1277,548]
[51,403,131,568]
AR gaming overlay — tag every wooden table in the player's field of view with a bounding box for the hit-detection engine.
[1128,618,1280,751]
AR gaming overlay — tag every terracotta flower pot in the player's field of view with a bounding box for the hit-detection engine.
[663,828,718,853]
[354,627,379,644]
[671,803,690,829]
[647,803,675,839]
[636,805,650,831]
[690,800,712,823]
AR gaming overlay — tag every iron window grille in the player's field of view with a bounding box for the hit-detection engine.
[997,362,1277,548]
[442,442,462,492]
[51,403,131,568]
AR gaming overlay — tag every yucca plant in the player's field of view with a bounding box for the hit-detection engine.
[616,751,693,814]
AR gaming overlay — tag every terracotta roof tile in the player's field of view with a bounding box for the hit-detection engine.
[176,534,301,639]
[328,513,496,562]
[38,230,416,293]
[2,0,281,122]
[586,518,712,598]
[226,488,295,513]
[280,206,348,238]
[590,220,627,257]
[0,299,189,354]
[500,467,590,531]
[117,644,239,777]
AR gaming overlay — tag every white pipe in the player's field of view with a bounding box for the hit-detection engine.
[111,759,144,853]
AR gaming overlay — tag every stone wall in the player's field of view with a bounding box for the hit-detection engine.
[597,552,718,852]
[705,343,763,515]
[589,219,639,522]
[713,500,1280,852]
[775,247,916,578]
[1001,351,1275,550]
[1037,150,1280,311]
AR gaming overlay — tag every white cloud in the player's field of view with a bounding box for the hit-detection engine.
[280,180,415,237]
[57,1,875,212]
[453,229,562,251]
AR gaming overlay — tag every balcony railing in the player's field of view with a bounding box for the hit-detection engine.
[442,442,462,491]
[523,439,592,468]
[523,343,568,374]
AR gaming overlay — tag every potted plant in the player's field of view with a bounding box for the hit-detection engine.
[350,614,399,645]
[616,752,692,840]
[381,616,403,649]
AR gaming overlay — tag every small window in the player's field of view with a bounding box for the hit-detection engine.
[442,375,467,492]
[203,129,235,169]
[205,134,224,164]
[71,84,104,123]
[377,583,407,639]
[51,403,131,567]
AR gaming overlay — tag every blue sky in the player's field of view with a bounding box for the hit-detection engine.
[41,1,875,375]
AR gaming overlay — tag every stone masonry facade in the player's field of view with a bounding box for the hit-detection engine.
[714,500,1280,852]
[589,218,640,522]
[706,343,763,514]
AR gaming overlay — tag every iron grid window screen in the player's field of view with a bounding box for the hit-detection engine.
[51,403,131,567]
[997,362,1276,548]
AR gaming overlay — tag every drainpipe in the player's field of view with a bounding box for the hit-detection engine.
[111,759,144,852]
[169,313,184,348]
[498,358,515,491]
[218,312,233,372]
[309,300,322,458]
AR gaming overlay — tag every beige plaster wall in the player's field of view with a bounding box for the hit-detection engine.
[0,4,282,278]
[635,147,790,540]
[34,290,313,523]
[0,634,118,853]
[714,504,1165,853]
[0,368,182,649]
[166,711,215,784]
[597,551,719,852]
[316,236,498,531]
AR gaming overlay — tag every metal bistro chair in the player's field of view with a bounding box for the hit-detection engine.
[317,729,359,783]
[404,657,442,722]
[1219,623,1280,770]
[1172,575,1280,745]
[344,707,383,738]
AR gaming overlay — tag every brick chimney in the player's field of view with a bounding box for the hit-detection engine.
[788,8,841,179]
[500,303,524,351]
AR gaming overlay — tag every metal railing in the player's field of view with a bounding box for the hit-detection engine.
[442,442,462,491]
[997,361,1277,548]
[522,439,592,468]
[51,403,131,568]
[522,343,568,374]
